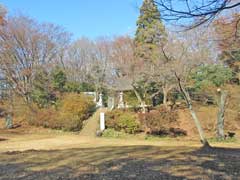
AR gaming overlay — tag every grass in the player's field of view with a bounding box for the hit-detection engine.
[0,128,240,179]
[1,144,240,179]
[101,128,129,138]
[208,137,238,143]
[144,134,180,141]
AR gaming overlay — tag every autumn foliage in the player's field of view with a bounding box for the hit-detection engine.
[28,93,95,131]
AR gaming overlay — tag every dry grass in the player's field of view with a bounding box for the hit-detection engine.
[0,128,240,179]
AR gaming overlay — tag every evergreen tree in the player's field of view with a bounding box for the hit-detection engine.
[51,67,67,92]
[135,0,166,62]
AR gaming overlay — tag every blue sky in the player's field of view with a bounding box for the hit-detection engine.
[2,0,143,39]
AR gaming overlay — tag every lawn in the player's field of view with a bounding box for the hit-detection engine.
[0,128,240,180]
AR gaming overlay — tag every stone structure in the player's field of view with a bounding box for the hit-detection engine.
[96,93,103,108]
[109,77,133,109]
[117,91,125,108]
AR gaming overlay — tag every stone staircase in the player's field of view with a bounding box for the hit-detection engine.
[80,108,107,137]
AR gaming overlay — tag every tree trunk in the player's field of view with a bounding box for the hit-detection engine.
[217,90,227,140]
[188,104,208,146]
[175,73,210,147]
[162,87,168,106]
[6,89,14,129]
[132,86,146,113]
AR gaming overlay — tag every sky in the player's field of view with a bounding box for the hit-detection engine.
[1,0,143,40]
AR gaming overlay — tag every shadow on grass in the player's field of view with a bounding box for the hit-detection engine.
[0,145,239,180]
[0,138,7,141]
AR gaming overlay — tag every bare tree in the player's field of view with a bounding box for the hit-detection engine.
[0,4,7,25]
[111,36,136,78]
[65,37,116,98]
[155,0,240,29]
[92,37,113,95]
[65,38,96,83]
[214,13,240,78]
[110,36,150,110]
[0,15,71,105]
[175,72,210,146]
[161,29,216,146]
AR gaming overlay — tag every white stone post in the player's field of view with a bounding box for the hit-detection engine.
[118,91,125,108]
[93,92,97,102]
[100,112,105,131]
[97,93,103,107]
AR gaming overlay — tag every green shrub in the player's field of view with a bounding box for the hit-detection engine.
[101,128,127,138]
[124,91,139,106]
[64,82,95,93]
[106,109,140,134]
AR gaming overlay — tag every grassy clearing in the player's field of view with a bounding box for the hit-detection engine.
[0,129,240,179]
[0,144,240,179]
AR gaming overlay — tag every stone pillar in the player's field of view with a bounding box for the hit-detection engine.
[100,112,105,131]
[97,93,103,107]
[5,114,13,129]
[93,92,97,102]
[107,96,115,110]
[118,91,125,108]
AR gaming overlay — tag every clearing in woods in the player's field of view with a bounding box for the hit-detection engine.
[0,110,240,180]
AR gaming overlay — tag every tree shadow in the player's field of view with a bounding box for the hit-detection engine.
[0,137,7,141]
[0,145,239,179]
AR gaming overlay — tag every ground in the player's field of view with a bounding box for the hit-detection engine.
[0,126,240,180]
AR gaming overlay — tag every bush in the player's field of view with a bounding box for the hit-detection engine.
[64,82,95,93]
[58,93,95,131]
[106,109,140,134]
[138,106,186,136]
[28,93,95,131]
[101,128,127,138]
[124,91,139,106]
[28,107,59,128]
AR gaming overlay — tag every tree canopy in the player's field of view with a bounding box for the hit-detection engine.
[134,0,167,62]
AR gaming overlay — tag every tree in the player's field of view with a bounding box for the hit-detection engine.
[65,37,96,83]
[65,37,112,100]
[51,66,67,93]
[155,0,240,29]
[149,59,176,106]
[31,68,56,108]
[135,0,167,62]
[161,29,216,146]
[214,13,240,81]
[175,73,210,146]
[93,37,112,94]
[0,15,71,105]
[0,4,7,25]
[147,33,180,106]
[111,36,136,78]
[191,65,233,89]
[133,0,168,110]
[191,64,233,140]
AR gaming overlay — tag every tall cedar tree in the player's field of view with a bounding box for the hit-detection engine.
[135,0,166,62]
